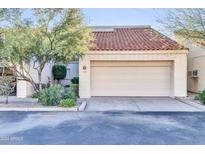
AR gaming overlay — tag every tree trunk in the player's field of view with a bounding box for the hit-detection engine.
[31,82,39,93]
[2,66,5,78]
[37,60,47,91]
[38,71,42,91]
[5,95,8,104]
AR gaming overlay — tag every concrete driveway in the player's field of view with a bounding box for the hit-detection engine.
[86,97,202,111]
[1,111,205,144]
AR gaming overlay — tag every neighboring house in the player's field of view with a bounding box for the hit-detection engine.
[17,25,188,98]
[186,44,205,93]
[175,33,205,93]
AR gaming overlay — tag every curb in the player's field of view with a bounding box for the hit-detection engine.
[0,107,78,112]
[77,101,87,111]
[0,102,87,112]
[175,97,205,111]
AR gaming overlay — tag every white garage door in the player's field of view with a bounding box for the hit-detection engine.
[91,61,172,96]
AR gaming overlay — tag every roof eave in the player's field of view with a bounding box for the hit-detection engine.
[86,49,188,54]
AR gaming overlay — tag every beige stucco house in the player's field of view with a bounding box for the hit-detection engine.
[187,44,205,93]
[79,26,188,98]
[175,33,205,93]
[16,25,188,98]
[180,42,205,93]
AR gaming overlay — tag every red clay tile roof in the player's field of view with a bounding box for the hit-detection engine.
[90,26,185,51]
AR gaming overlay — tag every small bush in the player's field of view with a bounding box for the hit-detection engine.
[0,76,15,96]
[62,87,71,99]
[70,83,79,98]
[32,92,39,99]
[71,77,79,84]
[42,83,50,89]
[199,90,205,104]
[52,65,67,80]
[62,87,76,99]
[194,95,199,100]
[64,84,70,88]
[60,99,76,107]
[38,84,64,106]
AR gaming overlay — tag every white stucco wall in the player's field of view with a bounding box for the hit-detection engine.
[16,80,30,98]
[17,61,53,97]
[79,50,188,98]
[60,61,79,86]
[17,61,79,97]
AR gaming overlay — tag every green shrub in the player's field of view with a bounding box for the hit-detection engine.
[42,83,50,89]
[0,76,15,103]
[0,76,15,96]
[38,84,64,106]
[60,99,76,107]
[62,87,71,99]
[32,92,39,98]
[71,77,79,84]
[199,90,205,104]
[64,84,70,88]
[194,95,199,100]
[70,83,79,98]
[52,65,67,80]
[62,87,76,99]
[32,83,50,99]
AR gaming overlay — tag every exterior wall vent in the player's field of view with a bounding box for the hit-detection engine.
[192,70,199,78]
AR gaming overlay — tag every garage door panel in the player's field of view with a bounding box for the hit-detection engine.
[91,62,171,96]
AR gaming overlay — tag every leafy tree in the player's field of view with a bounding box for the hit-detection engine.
[0,9,92,92]
[157,9,205,45]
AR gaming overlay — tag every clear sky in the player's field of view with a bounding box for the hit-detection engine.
[82,8,170,31]
[1,8,171,34]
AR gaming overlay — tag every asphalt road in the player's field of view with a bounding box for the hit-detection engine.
[0,111,205,145]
